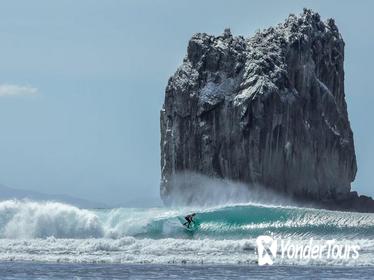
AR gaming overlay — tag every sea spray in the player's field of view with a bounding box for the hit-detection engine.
[0,200,373,265]
[0,200,103,238]
[0,200,374,239]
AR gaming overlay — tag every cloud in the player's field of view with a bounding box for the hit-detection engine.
[0,84,39,97]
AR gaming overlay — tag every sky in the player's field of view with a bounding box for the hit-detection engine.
[0,0,372,207]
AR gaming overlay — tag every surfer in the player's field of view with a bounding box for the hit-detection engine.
[183,213,196,228]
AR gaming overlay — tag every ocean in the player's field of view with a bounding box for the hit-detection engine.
[0,200,373,279]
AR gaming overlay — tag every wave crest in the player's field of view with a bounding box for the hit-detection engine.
[0,200,374,240]
[0,200,103,238]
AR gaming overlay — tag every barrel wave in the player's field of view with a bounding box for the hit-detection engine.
[0,200,373,265]
[1,200,374,239]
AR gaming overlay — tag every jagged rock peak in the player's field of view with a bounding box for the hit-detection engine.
[160,9,358,208]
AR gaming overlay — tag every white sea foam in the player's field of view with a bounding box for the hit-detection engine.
[0,200,373,266]
[0,200,103,238]
[0,237,373,266]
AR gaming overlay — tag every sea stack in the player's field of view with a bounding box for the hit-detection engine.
[160,9,373,211]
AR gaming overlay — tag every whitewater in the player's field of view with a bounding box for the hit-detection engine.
[0,199,374,266]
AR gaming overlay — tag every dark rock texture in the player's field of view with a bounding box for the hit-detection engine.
[160,9,372,211]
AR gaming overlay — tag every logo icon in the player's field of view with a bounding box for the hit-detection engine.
[256,235,277,265]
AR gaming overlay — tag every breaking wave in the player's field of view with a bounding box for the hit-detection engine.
[0,200,374,239]
[0,200,374,265]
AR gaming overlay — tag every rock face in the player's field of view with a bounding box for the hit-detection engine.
[160,9,359,207]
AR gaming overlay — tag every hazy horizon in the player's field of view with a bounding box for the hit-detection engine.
[0,0,373,207]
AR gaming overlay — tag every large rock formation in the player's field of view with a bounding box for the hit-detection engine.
[160,9,372,211]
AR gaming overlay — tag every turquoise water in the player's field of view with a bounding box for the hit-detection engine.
[0,200,373,268]
[136,204,374,239]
